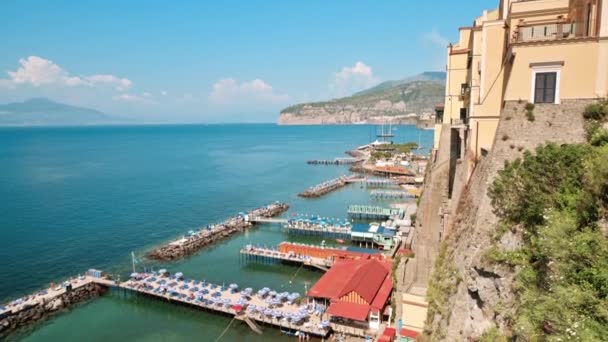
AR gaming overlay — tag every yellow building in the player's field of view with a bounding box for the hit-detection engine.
[434,0,608,180]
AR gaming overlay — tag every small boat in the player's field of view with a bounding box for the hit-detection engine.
[336,239,345,244]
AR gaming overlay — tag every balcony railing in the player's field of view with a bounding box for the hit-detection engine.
[513,21,582,43]
[451,118,468,127]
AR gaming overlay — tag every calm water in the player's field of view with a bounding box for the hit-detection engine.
[0,124,432,341]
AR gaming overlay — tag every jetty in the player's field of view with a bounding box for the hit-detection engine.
[120,272,331,337]
[347,205,404,220]
[147,202,289,261]
[306,157,362,165]
[298,175,353,198]
[283,215,352,239]
[370,190,415,199]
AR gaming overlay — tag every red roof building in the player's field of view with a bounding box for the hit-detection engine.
[307,258,393,325]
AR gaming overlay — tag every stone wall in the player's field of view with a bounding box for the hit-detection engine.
[426,99,593,339]
[0,282,108,338]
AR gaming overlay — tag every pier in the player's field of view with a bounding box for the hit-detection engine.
[147,202,289,261]
[298,175,352,198]
[239,244,331,272]
[283,216,352,239]
[370,190,415,199]
[365,179,398,188]
[120,272,331,337]
[306,157,362,165]
[347,205,404,220]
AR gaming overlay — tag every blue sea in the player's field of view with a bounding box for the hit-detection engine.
[0,124,432,341]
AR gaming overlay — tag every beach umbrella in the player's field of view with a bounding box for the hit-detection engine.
[229,283,238,290]
[130,273,139,278]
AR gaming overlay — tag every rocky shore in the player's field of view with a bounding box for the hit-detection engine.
[147,203,289,261]
[0,282,107,338]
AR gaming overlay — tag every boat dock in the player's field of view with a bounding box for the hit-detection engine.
[298,176,352,198]
[370,190,415,199]
[120,272,331,337]
[347,205,404,220]
[306,157,362,165]
[147,202,289,261]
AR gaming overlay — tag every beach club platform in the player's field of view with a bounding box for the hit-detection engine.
[119,272,331,337]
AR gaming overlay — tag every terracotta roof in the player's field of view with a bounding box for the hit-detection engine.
[327,302,370,321]
[383,327,397,337]
[371,273,393,311]
[378,335,392,342]
[400,328,420,339]
[307,259,391,304]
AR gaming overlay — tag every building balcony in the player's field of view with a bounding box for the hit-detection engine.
[451,118,468,128]
[510,0,570,15]
[512,20,590,43]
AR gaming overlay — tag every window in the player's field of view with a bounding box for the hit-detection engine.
[534,72,557,104]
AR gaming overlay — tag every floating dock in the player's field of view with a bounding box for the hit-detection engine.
[347,205,404,220]
[147,202,289,261]
[120,272,331,337]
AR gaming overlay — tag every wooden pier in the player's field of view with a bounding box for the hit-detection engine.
[347,205,404,220]
[118,273,331,337]
[147,202,289,261]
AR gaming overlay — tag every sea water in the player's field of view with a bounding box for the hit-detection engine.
[0,124,433,341]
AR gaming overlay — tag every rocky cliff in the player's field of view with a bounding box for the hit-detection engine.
[278,73,445,125]
[424,100,593,339]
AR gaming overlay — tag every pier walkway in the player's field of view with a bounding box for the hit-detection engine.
[119,273,331,337]
[283,217,352,239]
[249,217,288,224]
[365,179,398,188]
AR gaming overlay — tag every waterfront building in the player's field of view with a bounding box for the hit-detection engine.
[434,0,608,182]
[307,258,393,332]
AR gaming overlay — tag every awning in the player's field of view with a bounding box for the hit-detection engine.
[399,328,420,339]
[327,302,369,321]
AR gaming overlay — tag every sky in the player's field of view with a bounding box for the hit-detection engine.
[0,0,490,123]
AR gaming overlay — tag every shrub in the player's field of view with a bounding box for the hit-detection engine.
[525,102,535,122]
[582,100,608,121]
[501,134,509,141]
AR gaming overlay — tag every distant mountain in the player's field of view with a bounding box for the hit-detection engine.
[353,71,446,97]
[278,72,445,125]
[0,98,119,126]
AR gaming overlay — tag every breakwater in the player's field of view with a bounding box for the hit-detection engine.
[298,176,350,198]
[147,202,289,261]
[0,276,110,338]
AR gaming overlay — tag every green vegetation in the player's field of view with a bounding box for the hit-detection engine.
[525,102,535,122]
[486,134,608,339]
[583,100,608,147]
[370,142,419,162]
[425,242,462,340]
[280,79,444,118]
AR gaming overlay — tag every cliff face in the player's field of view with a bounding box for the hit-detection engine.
[278,77,444,125]
[425,100,591,339]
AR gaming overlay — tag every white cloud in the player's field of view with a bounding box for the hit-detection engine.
[0,56,132,91]
[422,29,449,48]
[208,78,288,106]
[329,61,378,97]
[86,74,132,91]
[113,92,156,104]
